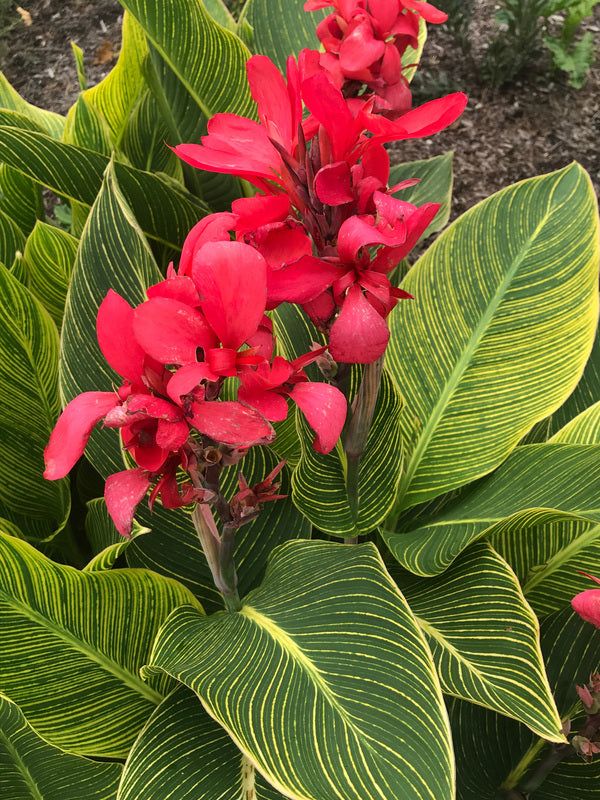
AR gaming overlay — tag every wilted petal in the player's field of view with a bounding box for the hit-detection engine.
[155,419,190,451]
[97,290,145,384]
[104,468,150,538]
[44,392,119,480]
[329,284,390,363]
[133,298,216,365]
[290,382,347,453]
[190,400,275,447]
[193,241,267,349]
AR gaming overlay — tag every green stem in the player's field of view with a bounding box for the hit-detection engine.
[191,503,242,613]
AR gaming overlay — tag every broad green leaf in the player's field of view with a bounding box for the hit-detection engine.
[0,123,208,249]
[118,686,285,799]
[0,531,202,758]
[292,369,403,537]
[387,164,600,512]
[549,399,600,444]
[127,446,311,612]
[388,151,454,240]
[395,542,563,740]
[383,443,600,576]
[23,221,78,326]
[203,0,237,29]
[84,498,149,572]
[61,162,161,477]
[8,251,28,286]
[0,206,25,266]
[145,540,455,800]
[0,162,42,234]
[0,694,122,800]
[0,73,65,139]
[63,95,113,155]
[450,609,600,800]
[0,264,69,528]
[120,0,255,119]
[119,89,182,177]
[239,0,426,81]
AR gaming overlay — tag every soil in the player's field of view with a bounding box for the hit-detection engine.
[1,0,599,219]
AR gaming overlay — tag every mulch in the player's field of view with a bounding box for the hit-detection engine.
[2,0,599,219]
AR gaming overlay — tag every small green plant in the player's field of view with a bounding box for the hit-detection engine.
[435,0,475,51]
[544,0,598,88]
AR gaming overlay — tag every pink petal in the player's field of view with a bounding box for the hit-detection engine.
[167,363,218,405]
[572,590,600,628]
[96,291,145,384]
[104,469,150,538]
[133,298,216,365]
[237,387,290,422]
[192,241,267,349]
[339,19,386,73]
[337,215,406,263]
[44,392,119,480]
[232,195,290,233]
[290,382,347,454]
[190,400,275,447]
[329,284,390,363]
[252,222,313,270]
[147,276,200,306]
[315,162,354,205]
[267,255,345,305]
[155,419,190,451]
[247,55,294,151]
[179,213,235,277]
[303,290,336,327]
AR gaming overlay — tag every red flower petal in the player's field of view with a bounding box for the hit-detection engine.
[133,298,216,365]
[572,589,600,628]
[301,72,357,160]
[147,276,200,306]
[237,388,290,422]
[267,255,345,305]
[339,19,386,73]
[167,363,218,405]
[252,222,313,270]
[179,213,235,277]
[247,55,295,151]
[97,291,145,384]
[329,284,390,363]
[155,419,190,451]
[44,392,119,480]
[193,241,267,350]
[368,93,468,142]
[104,468,150,538]
[401,0,448,24]
[190,400,275,447]
[337,215,406,263]
[315,162,354,205]
[290,382,347,454]
[232,194,291,233]
[369,0,401,31]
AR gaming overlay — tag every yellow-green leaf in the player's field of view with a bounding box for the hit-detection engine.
[389,151,454,241]
[23,221,78,327]
[0,73,65,139]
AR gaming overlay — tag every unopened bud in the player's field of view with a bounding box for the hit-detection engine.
[572,735,600,760]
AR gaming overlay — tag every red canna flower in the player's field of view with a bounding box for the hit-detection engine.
[572,573,600,628]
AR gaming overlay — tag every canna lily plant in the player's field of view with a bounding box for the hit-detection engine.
[0,0,599,798]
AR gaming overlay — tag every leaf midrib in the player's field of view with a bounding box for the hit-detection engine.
[523,521,600,593]
[398,177,569,507]
[0,725,45,800]
[1,591,162,704]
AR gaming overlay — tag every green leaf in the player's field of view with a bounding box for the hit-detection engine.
[71,42,87,90]
[63,95,113,156]
[120,0,255,119]
[145,540,455,800]
[119,89,182,177]
[549,399,600,445]
[388,151,454,241]
[292,369,403,537]
[395,542,563,740]
[450,608,600,800]
[23,221,78,327]
[0,531,202,758]
[61,162,161,477]
[0,694,122,800]
[0,123,208,249]
[0,73,65,139]
[0,162,42,234]
[127,447,311,611]
[202,0,237,29]
[118,686,285,799]
[84,498,150,572]
[0,206,25,266]
[387,164,600,512]
[0,264,70,528]
[383,443,600,576]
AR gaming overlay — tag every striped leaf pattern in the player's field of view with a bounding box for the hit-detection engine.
[118,687,285,799]
[395,542,563,740]
[450,609,600,800]
[0,694,122,800]
[120,90,182,177]
[0,162,42,234]
[0,123,208,249]
[23,221,78,327]
[0,207,25,267]
[84,499,149,572]
[145,540,455,800]
[549,399,600,445]
[61,163,161,477]
[383,441,600,577]
[0,73,65,139]
[0,264,70,528]
[387,164,600,512]
[292,369,403,537]
[128,446,311,611]
[119,0,255,119]
[388,151,454,241]
[0,531,202,758]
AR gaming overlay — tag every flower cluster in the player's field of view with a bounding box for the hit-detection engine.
[45,4,466,538]
[44,239,346,536]
[305,0,448,118]
[176,51,466,363]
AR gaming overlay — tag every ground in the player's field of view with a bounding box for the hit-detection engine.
[1,0,599,218]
